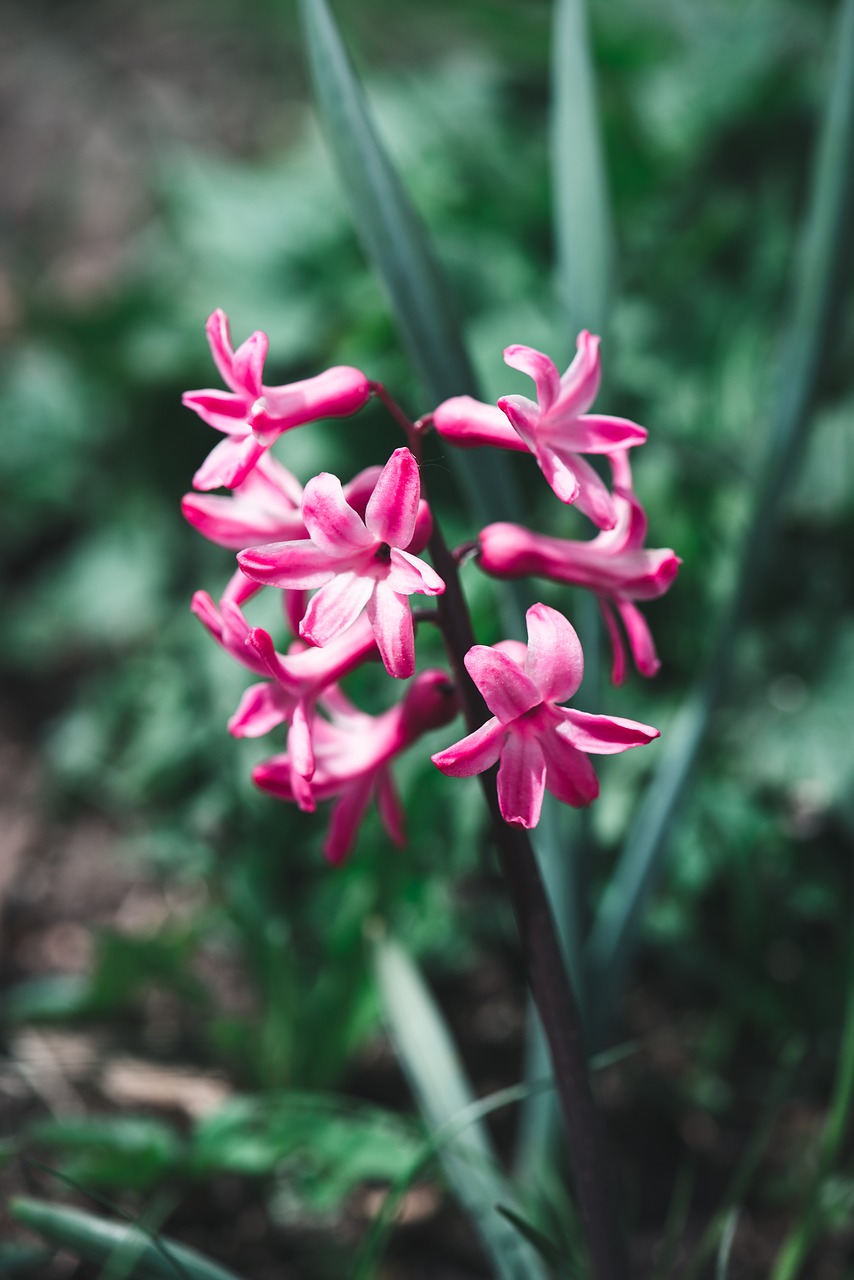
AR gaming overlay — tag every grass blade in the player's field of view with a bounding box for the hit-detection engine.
[371,931,550,1280]
[9,1199,243,1280]
[584,0,854,1050]
[298,0,522,522]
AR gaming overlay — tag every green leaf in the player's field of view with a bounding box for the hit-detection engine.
[371,932,550,1280]
[298,0,523,523]
[29,1117,183,1192]
[9,1199,244,1280]
[585,0,854,1051]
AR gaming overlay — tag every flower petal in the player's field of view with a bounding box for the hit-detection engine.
[300,571,375,647]
[288,700,315,779]
[496,733,546,828]
[387,547,445,596]
[182,390,249,435]
[615,600,661,677]
[497,395,542,454]
[376,769,406,846]
[325,775,375,864]
[540,730,599,806]
[556,330,601,417]
[231,330,268,399]
[573,414,648,451]
[464,646,540,723]
[180,491,305,550]
[503,344,561,411]
[302,473,375,554]
[366,580,415,678]
[228,682,293,738]
[254,366,371,432]
[524,603,584,703]
[556,707,659,754]
[597,596,627,687]
[432,396,528,451]
[237,539,337,590]
[557,452,617,529]
[528,437,581,505]
[365,447,420,547]
[432,717,506,777]
[193,434,265,491]
[205,310,239,391]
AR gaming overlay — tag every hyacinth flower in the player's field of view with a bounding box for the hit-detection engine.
[432,331,646,528]
[237,447,444,678]
[183,309,372,491]
[477,455,681,683]
[254,670,459,863]
[432,604,658,828]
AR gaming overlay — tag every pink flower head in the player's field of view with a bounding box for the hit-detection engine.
[237,447,444,679]
[477,456,681,683]
[254,670,459,863]
[432,333,646,529]
[183,309,372,491]
[431,604,659,829]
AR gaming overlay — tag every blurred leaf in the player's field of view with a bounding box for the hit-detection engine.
[9,1199,243,1280]
[30,1118,183,1193]
[372,932,550,1280]
[0,1246,53,1278]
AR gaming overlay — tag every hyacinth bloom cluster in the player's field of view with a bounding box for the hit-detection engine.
[183,311,678,856]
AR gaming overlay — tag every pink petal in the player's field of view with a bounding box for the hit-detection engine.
[376,769,406,847]
[325,775,375,864]
[556,707,659,754]
[503,344,561,411]
[597,596,627,687]
[496,732,547,828]
[228,683,293,738]
[300,571,375,647]
[497,395,541,454]
[366,580,415,678]
[222,569,261,609]
[245,627,299,686]
[432,717,506,777]
[407,500,433,554]
[182,390,250,435]
[343,465,384,516]
[365,447,420,547]
[205,310,239,391]
[193,434,265,492]
[464,646,540,723]
[616,600,661,677]
[556,330,601,417]
[557,452,617,529]
[527,435,581,505]
[524,603,584,703]
[387,548,445,597]
[238,540,337,590]
[231,330,268,398]
[180,491,305,550]
[252,366,372,433]
[573,414,648,452]
[302,473,375,555]
[540,731,600,806]
[432,396,528,451]
[288,701,315,779]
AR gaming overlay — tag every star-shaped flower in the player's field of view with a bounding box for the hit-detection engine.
[183,309,371,491]
[432,603,659,828]
[237,448,444,678]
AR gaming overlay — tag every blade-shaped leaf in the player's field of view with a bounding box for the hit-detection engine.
[372,933,550,1280]
[298,0,523,522]
[9,1199,243,1280]
[585,0,854,1050]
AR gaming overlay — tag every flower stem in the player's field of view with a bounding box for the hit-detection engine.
[427,514,630,1280]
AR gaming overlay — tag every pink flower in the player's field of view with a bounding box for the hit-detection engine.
[254,670,459,863]
[237,447,444,679]
[431,604,659,829]
[432,332,646,529]
[183,309,372,491]
[477,456,681,683]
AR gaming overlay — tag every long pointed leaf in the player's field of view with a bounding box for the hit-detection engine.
[372,933,550,1280]
[9,1199,243,1280]
[585,0,854,1050]
[298,0,523,522]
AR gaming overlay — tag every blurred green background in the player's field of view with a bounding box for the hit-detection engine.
[2,0,853,1275]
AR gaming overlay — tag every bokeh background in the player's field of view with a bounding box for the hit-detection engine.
[2,0,854,1275]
